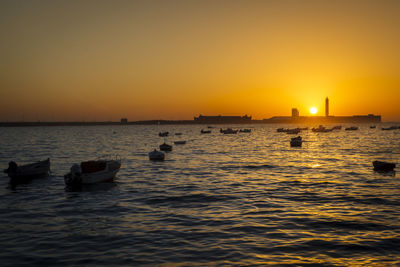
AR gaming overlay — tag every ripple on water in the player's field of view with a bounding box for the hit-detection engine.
[0,125,399,266]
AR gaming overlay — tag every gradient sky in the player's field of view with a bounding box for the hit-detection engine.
[1,0,400,121]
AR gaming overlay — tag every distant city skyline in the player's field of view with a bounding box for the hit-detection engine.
[1,0,400,122]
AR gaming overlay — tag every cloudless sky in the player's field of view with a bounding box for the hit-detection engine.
[1,0,399,121]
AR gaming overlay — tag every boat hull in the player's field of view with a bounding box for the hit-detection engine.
[373,161,396,172]
[64,160,121,186]
[4,159,50,180]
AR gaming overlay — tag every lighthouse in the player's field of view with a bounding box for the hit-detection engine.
[325,97,329,117]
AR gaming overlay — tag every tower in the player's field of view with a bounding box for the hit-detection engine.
[325,97,329,117]
[292,108,299,118]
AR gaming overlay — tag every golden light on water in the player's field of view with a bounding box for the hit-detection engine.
[310,107,318,115]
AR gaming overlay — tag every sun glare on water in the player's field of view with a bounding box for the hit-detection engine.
[310,107,318,114]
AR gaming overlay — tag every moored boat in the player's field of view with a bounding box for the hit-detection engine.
[174,140,186,145]
[4,158,50,181]
[290,136,302,147]
[373,161,396,172]
[345,126,358,131]
[286,128,301,134]
[221,128,238,134]
[201,129,211,134]
[64,159,121,186]
[159,131,169,137]
[160,142,173,151]
[239,129,251,133]
[381,126,398,131]
[149,149,165,161]
[312,125,332,132]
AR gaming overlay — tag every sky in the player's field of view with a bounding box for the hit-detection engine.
[1,0,400,121]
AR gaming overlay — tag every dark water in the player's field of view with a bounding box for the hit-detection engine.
[0,124,399,266]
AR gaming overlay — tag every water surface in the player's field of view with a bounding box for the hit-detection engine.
[0,125,399,266]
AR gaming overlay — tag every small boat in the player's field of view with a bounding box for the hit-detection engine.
[160,142,172,151]
[207,126,214,129]
[221,128,238,134]
[290,136,302,147]
[345,126,358,131]
[370,125,376,129]
[277,128,286,132]
[174,140,186,145]
[312,125,332,133]
[149,149,165,161]
[64,159,121,186]
[201,130,211,134]
[381,126,398,131]
[239,129,251,133]
[286,128,301,134]
[159,132,169,137]
[175,132,182,135]
[4,158,50,181]
[373,161,396,172]
[332,126,342,130]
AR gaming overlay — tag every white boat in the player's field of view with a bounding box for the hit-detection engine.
[149,149,165,160]
[64,159,121,186]
[290,136,302,147]
[4,158,50,180]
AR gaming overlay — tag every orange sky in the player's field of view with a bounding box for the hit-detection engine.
[1,0,400,121]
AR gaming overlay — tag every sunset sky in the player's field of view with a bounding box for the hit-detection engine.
[1,0,400,121]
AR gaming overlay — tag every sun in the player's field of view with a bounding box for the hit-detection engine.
[310,107,318,114]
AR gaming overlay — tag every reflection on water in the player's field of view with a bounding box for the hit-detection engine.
[0,125,399,266]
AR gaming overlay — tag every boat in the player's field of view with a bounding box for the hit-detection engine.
[175,132,182,135]
[370,125,376,129]
[160,142,172,151]
[174,140,186,145]
[345,126,358,131]
[277,128,286,132]
[312,125,332,133]
[382,126,398,131]
[290,136,302,147]
[239,129,251,133]
[159,131,169,137]
[64,159,121,186]
[221,128,238,134]
[286,128,301,134]
[332,126,342,130]
[4,158,50,181]
[373,161,396,172]
[201,129,211,134]
[149,149,165,161]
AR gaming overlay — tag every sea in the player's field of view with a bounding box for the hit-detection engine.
[0,124,399,266]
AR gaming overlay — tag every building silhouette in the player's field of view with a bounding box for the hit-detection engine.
[194,114,252,124]
[292,108,299,118]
